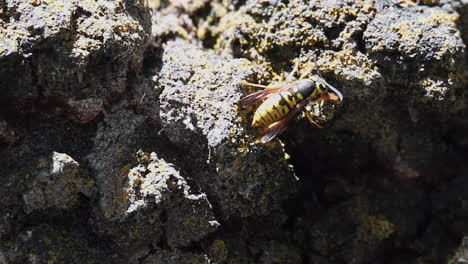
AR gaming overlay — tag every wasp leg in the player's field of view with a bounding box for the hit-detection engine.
[240,81,284,89]
[305,92,340,128]
[319,99,325,108]
[286,60,300,82]
[305,111,324,128]
[299,70,311,80]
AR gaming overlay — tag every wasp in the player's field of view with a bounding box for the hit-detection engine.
[241,75,343,143]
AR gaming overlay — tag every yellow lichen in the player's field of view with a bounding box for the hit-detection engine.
[360,215,395,242]
[209,240,228,262]
[47,249,58,264]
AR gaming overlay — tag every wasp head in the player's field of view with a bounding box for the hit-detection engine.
[313,76,343,102]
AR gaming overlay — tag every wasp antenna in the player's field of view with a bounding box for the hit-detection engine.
[305,111,324,128]
[286,60,300,82]
[323,81,343,101]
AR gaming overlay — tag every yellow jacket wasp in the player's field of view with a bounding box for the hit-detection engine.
[240,75,343,143]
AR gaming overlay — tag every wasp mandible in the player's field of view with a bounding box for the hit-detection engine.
[240,75,343,143]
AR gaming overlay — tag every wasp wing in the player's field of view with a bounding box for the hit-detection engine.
[240,83,296,107]
[259,100,308,143]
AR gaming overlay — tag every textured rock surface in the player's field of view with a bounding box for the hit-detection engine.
[4,224,109,264]
[0,0,467,263]
[22,151,94,213]
[0,0,151,117]
[155,39,297,218]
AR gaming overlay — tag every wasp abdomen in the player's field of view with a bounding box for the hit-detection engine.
[252,88,307,127]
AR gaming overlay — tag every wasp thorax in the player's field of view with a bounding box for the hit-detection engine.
[295,79,317,99]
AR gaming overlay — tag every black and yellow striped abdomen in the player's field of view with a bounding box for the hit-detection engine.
[252,87,308,127]
[241,77,343,143]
